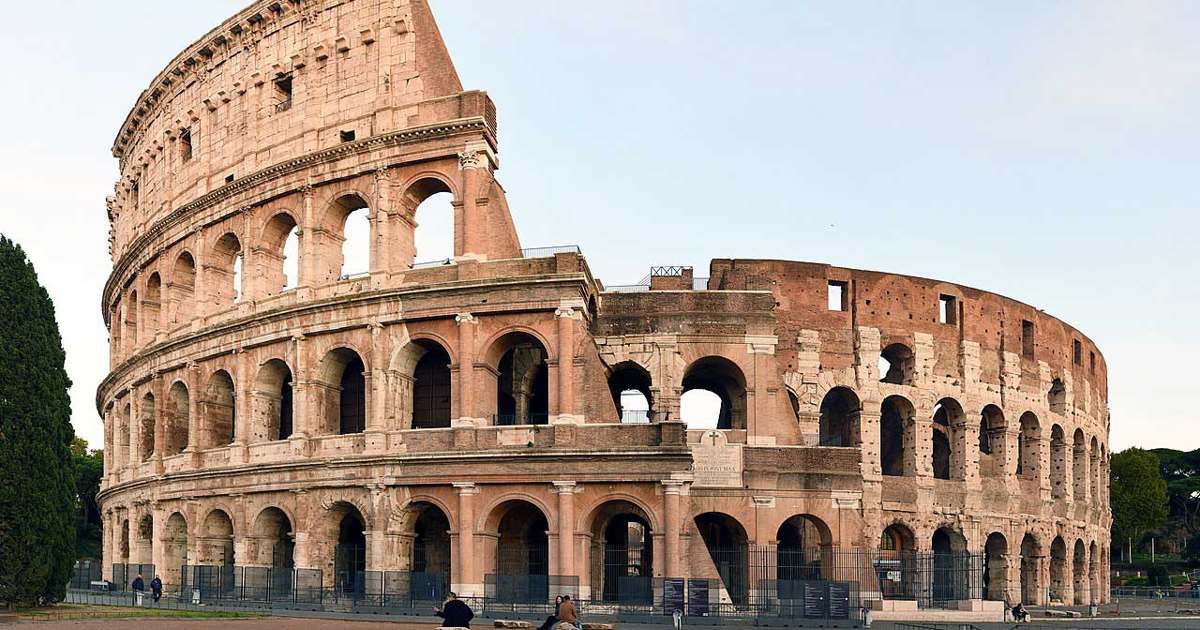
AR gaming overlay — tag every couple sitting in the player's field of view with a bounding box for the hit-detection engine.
[538,595,578,630]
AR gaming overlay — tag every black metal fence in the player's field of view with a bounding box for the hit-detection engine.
[109,563,155,591]
[69,559,103,590]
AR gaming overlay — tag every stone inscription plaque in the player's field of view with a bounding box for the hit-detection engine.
[691,430,743,488]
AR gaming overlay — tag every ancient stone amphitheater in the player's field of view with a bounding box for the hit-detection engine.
[97,0,1111,616]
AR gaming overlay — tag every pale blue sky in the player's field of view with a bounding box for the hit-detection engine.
[0,1,1195,452]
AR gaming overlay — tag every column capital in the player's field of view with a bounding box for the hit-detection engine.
[751,495,776,508]
[455,312,478,325]
[552,481,579,494]
[453,482,479,495]
[661,479,690,495]
[555,306,583,320]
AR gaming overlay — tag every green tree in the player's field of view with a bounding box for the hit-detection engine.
[1110,447,1169,553]
[0,235,75,607]
[70,438,103,560]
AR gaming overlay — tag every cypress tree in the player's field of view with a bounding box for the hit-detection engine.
[0,235,75,607]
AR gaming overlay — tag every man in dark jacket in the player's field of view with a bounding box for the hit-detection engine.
[131,574,145,592]
[150,576,163,602]
[435,592,475,628]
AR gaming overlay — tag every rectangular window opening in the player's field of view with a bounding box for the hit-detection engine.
[938,295,957,325]
[1021,320,1035,359]
[274,75,293,112]
[339,129,356,143]
[1089,351,1096,375]
[179,127,193,162]
[827,280,848,311]
[225,174,235,184]
[1073,340,1082,365]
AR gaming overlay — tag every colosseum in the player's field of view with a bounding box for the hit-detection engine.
[96,0,1111,619]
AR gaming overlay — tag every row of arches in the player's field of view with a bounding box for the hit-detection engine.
[815,386,1108,500]
[607,357,749,429]
[110,183,456,361]
[108,331,552,466]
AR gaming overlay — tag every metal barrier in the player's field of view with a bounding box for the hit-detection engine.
[521,245,581,259]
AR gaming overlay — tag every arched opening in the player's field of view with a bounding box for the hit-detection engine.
[1048,378,1067,414]
[819,387,861,447]
[110,300,122,353]
[1090,437,1100,506]
[139,393,155,461]
[786,387,801,421]
[199,509,235,566]
[253,359,294,442]
[166,381,190,455]
[1049,536,1067,603]
[136,514,153,565]
[262,212,301,294]
[117,403,131,469]
[119,519,130,565]
[931,527,969,603]
[411,342,452,429]
[316,348,367,435]
[878,523,916,600]
[1020,534,1041,605]
[589,500,653,603]
[203,370,236,448]
[777,515,831,584]
[1088,541,1099,604]
[253,507,294,600]
[1072,539,1087,604]
[211,232,243,305]
[681,356,747,430]
[143,273,161,336]
[694,512,749,604]
[1017,412,1040,478]
[171,252,196,324]
[979,405,1004,478]
[163,512,188,590]
[410,503,452,601]
[1073,429,1087,501]
[490,332,549,426]
[984,532,1008,602]
[335,195,371,279]
[487,500,550,603]
[1050,425,1067,499]
[932,399,964,480]
[412,190,455,266]
[880,395,915,476]
[879,343,915,385]
[124,290,138,348]
[334,507,367,593]
[608,362,653,423]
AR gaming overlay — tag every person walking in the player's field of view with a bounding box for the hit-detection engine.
[557,595,578,630]
[150,575,163,603]
[131,573,145,592]
[435,592,475,628]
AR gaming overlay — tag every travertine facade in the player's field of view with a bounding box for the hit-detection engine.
[98,0,1110,609]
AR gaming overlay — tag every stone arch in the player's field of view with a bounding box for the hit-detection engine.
[777,514,833,582]
[1089,540,1099,602]
[587,499,654,603]
[880,342,915,385]
[1072,428,1088,501]
[932,526,969,602]
[879,522,917,600]
[408,501,452,599]
[143,271,162,336]
[202,369,236,448]
[399,175,456,267]
[819,386,861,447]
[932,398,965,480]
[260,211,301,295]
[315,347,367,435]
[124,289,138,348]
[681,356,748,430]
[166,380,190,456]
[119,518,130,564]
[252,358,293,442]
[136,513,153,564]
[251,506,294,569]
[1049,535,1068,603]
[198,508,235,567]
[881,395,916,476]
[979,404,1005,478]
[317,500,368,592]
[138,392,155,461]
[1050,425,1068,499]
[1017,412,1040,478]
[608,361,654,423]
[482,499,551,600]
[1020,533,1042,605]
[1048,378,1067,414]
[984,532,1008,601]
[1072,538,1087,604]
[693,512,750,604]
[323,192,372,281]
[1090,436,1101,507]
[170,251,196,324]
[210,231,243,305]
[486,330,550,426]
[116,402,131,469]
[163,512,189,589]
[392,338,453,429]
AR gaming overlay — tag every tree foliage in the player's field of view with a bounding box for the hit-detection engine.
[71,438,103,560]
[1148,447,1200,559]
[1110,448,1169,550]
[0,235,75,607]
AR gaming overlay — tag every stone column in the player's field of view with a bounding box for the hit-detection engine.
[366,322,387,451]
[457,145,493,259]
[662,480,685,577]
[298,185,316,288]
[553,482,577,580]
[746,338,776,443]
[289,335,312,455]
[455,313,477,424]
[554,305,582,423]
[370,168,390,274]
[454,482,479,596]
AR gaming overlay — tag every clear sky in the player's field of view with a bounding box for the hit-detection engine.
[0,1,1195,453]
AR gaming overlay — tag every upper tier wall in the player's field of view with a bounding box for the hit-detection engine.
[107,0,468,264]
[709,259,1108,407]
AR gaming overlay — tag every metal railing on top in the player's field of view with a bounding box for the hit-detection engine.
[520,244,580,258]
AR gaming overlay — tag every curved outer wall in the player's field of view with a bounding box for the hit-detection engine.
[98,0,1111,611]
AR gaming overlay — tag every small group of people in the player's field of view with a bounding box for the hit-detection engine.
[129,573,163,602]
[538,594,578,630]
[433,592,579,630]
